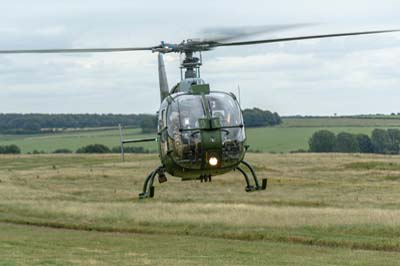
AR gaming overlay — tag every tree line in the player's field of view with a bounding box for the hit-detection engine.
[0,144,150,154]
[242,108,281,127]
[0,109,281,134]
[0,114,150,134]
[0,145,21,154]
[308,129,400,154]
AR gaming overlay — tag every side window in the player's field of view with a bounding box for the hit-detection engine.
[158,110,163,131]
[160,109,167,143]
[159,100,169,143]
[167,102,180,137]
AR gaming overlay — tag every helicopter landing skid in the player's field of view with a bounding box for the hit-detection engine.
[236,160,267,192]
[139,166,165,199]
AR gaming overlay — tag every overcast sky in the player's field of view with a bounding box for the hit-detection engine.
[1,0,400,115]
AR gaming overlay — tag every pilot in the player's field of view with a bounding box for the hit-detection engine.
[170,111,183,157]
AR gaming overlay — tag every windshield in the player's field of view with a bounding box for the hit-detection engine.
[206,93,243,127]
[207,93,245,143]
[167,95,205,137]
[166,92,245,168]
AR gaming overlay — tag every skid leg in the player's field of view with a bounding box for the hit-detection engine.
[236,166,252,191]
[239,160,268,192]
[139,166,164,199]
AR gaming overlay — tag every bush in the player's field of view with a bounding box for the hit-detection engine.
[76,144,111,154]
[290,149,308,154]
[32,150,46,154]
[53,149,73,154]
[112,146,149,154]
[0,144,21,154]
[335,132,359,153]
[308,130,336,152]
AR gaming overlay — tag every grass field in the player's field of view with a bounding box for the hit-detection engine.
[1,153,400,265]
[0,128,158,154]
[281,117,400,127]
[1,117,400,153]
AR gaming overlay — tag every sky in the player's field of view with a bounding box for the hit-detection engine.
[0,0,400,116]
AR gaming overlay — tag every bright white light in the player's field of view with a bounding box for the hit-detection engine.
[209,157,218,166]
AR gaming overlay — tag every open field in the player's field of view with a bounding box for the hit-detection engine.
[245,126,396,152]
[1,117,400,153]
[281,117,400,127]
[0,128,158,154]
[1,153,400,265]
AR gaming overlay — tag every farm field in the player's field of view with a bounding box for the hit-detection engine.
[281,117,400,127]
[0,128,157,154]
[1,153,400,265]
[1,117,400,153]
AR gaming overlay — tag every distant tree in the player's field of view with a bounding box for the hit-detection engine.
[335,132,359,153]
[356,134,373,153]
[140,115,158,133]
[387,129,400,154]
[273,112,282,124]
[371,129,390,154]
[53,149,73,154]
[76,144,111,154]
[308,130,336,152]
[242,108,282,127]
[0,113,146,134]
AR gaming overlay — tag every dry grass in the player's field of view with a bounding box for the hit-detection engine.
[1,153,400,254]
[4,200,400,229]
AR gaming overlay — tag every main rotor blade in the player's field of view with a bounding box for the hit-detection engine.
[0,46,157,54]
[201,24,312,42]
[215,29,400,47]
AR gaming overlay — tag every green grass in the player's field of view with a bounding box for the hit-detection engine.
[2,223,400,266]
[1,117,400,153]
[282,117,400,127]
[1,153,400,265]
[0,128,157,154]
[246,126,397,153]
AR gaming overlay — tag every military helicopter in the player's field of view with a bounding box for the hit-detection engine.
[1,25,399,199]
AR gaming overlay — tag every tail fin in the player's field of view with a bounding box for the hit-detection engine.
[158,53,169,102]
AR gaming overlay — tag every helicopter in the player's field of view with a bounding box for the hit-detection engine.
[1,25,399,199]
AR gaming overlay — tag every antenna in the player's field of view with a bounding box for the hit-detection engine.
[237,85,241,107]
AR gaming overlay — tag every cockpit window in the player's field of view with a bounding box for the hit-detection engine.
[165,92,245,168]
[167,95,205,137]
[207,93,245,143]
[207,93,243,127]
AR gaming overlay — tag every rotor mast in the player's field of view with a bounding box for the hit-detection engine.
[180,50,203,80]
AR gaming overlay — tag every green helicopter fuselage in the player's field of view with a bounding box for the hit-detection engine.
[157,81,246,180]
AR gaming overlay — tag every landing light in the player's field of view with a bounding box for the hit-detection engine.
[209,157,218,166]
